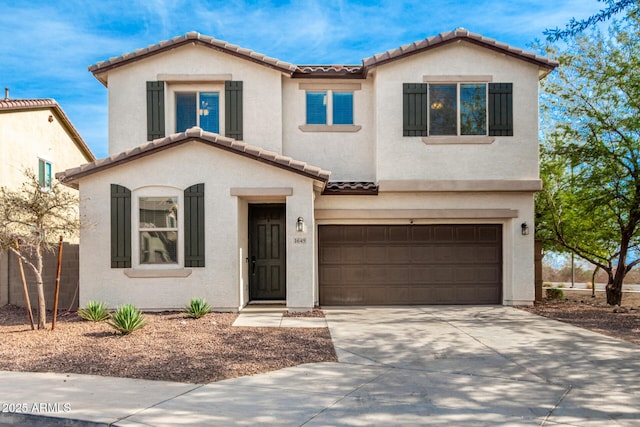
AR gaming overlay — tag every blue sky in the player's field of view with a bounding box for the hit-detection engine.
[0,0,603,158]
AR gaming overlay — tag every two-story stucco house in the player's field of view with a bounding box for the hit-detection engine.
[1,94,95,307]
[58,29,557,311]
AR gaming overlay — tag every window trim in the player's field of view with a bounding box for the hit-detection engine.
[167,83,225,135]
[298,83,362,133]
[419,76,497,144]
[38,158,52,190]
[131,186,184,270]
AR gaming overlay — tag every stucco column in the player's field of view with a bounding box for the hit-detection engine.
[285,186,316,312]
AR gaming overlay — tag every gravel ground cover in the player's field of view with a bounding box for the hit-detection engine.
[521,290,640,345]
[0,306,336,383]
[2,290,638,384]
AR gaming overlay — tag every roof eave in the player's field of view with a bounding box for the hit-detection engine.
[362,36,558,75]
[89,36,297,86]
[57,129,330,188]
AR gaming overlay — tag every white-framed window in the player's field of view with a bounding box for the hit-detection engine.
[132,187,183,268]
[38,158,52,189]
[176,91,220,133]
[428,83,487,136]
[306,91,354,125]
[298,82,362,133]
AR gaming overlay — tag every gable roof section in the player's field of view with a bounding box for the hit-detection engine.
[89,29,557,85]
[89,32,299,86]
[361,29,558,77]
[0,98,95,162]
[57,127,331,188]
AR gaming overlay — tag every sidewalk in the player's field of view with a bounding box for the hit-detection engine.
[231,305,328,328]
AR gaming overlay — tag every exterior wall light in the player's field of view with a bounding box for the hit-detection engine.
[296,217,305,232]
[521,222,529,236]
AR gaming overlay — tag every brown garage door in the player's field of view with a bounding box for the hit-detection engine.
[319,224,502,305]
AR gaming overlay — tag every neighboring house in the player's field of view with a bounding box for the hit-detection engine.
[58,29,557,311]
[0,94,95,308]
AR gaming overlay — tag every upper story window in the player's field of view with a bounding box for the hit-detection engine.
[38,159,52,189]
[147,79,243,141]
[176,92,220,133]
[298,83,362,133]
[139,196,179,265]
[403,80,513,142]
[429,83,486,136]
[306,91,354,125]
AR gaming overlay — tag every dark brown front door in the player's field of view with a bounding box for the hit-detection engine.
[249,204,286,300]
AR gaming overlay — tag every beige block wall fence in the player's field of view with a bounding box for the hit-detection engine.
[0,244,79,311]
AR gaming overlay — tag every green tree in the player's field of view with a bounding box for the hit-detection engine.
[545,0,638,41]
[0,171,80,329]
[537,16,640,305]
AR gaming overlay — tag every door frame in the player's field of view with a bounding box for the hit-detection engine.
[248,203,287,301]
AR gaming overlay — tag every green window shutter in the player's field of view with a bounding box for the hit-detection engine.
[225,81,243,140]
[38,159,45,187]
[403,83,428,136]
[184,183,205,267]
[147,81,165,141]
[489,83,513,136]
[111,184,131,268]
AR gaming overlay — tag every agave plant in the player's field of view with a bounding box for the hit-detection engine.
[107,304,145,335]
[77,301,110,322]
[183,298,212,319]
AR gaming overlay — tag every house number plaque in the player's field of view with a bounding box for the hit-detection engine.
[294,237,307,244]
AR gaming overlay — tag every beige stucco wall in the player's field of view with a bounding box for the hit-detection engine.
[282,78,376,181]
[373,41,541,182]
[77,141,317,311]
[314,191,535,305]
[106,45,285,155]
[0,109,90,189]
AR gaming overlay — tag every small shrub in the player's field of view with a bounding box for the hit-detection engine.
[556,283,565,289]
[107,304,145,335]
[546,288,564,300]
[183,298,212,319]
[542,282,552,288]
[77,301,110,322]
[585,282,593,290]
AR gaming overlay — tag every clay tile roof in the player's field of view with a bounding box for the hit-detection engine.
[322,181,379,195]
[0,98,95,162]
[362,28,558,74]
[57,127,330,188]
[89,32,298,85]
[293,65,364,79]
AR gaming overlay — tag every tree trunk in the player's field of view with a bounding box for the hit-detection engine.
[35,278,46,329]
[606,274,623,306]
[35,243,46,329]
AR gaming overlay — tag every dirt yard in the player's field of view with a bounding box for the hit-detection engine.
[521,289,640,345]
[0,306,336,384]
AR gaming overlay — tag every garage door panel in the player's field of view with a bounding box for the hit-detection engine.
[478,246,501,263]
[343,226,366,242]
[388,227,410,242]
[411,246,435,262]
[455,226,477,241]
[365,246,387,263]
[478,226,500,242]
[434,226,455,241]
[319,225,502,305]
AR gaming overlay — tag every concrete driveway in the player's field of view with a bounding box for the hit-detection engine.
[1,306,638,426]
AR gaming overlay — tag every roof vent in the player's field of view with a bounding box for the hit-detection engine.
[4,87,8,101]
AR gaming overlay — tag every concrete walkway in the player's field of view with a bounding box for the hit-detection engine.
[1,306,639,426]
